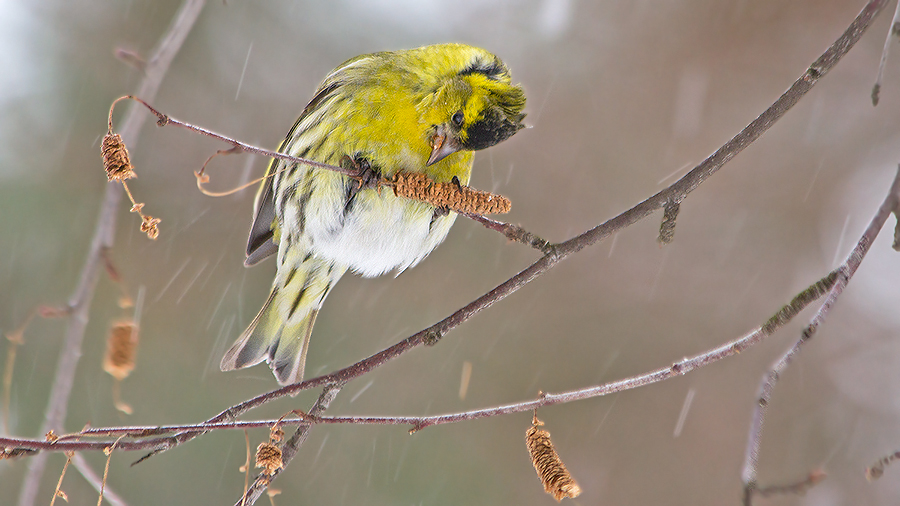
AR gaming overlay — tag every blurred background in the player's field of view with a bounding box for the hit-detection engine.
[2,0,900,504]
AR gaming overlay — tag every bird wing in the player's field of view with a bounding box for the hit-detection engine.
[244,76,353,267]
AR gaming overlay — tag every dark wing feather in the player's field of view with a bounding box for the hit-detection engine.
[244,170,278,266]
[243,78,349,267]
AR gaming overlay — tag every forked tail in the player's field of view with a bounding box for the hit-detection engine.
[221,254,346,385]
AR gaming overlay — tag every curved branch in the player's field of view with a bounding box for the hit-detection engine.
[205,0,891,420]
[740,166,900,505]
[0,264,842,449]
[5,6,890,506]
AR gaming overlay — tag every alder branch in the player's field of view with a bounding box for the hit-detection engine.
[740,166,900,506]
[30,0,881,475]
[112,95,359,178]
[1,0,886,471]
[754,470,827,499]
[14,2,206,506]
[201,0,892,417]
[1,157,894,501]
[0,266,841,450]
[5,4,890,506]
[236,383,343,506]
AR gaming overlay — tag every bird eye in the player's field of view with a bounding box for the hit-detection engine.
[451,111,464,127]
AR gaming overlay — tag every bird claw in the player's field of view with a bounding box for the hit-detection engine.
[341,155,380,192]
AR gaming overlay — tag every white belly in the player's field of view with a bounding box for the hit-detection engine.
[284,171,455,278]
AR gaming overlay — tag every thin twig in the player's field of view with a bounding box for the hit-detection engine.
[98,436,125,506]
[71,453,129,506]
[463,212,555,254]
[872,0,900,105]
[198,0,890,422]
[740,166,900,506]
[0,270,837,452]
[235,383,343,506]
[15,2,206,506]
[113,95,358,178]
[0,2,888,468]
[49,452,73,506]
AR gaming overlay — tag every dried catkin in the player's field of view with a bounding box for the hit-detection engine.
[101,132,136,181]
[101,126,161,240]
[255,442,283,475]
[103,320,138,381]
[392,172,511,215]
[525,414,582,501]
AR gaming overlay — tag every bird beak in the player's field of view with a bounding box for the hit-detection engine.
[426,127,461,166]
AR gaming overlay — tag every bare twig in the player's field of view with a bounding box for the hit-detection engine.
[740,166,900,506]
[872,0,900,105]
[97,437,125,506]
[197,0,890,422]
[49,452,74,506]
[463,212,554,254]
[0,269,837,452]
[0,3,887,475]
[15,0,878,468]
[15,2,206,506]
[111,95,358,178]
[235,383,343,506]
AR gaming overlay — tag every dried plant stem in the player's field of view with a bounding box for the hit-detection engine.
[15,2,205,506]
[70,453,128,506]
[97,437,125,506]
[740,166,900,506]
[49,452,73,506]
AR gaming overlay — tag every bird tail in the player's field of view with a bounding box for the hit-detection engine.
[221,254,346,385]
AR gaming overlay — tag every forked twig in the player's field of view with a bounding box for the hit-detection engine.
[740,167,900,506]
[0,266,842,449]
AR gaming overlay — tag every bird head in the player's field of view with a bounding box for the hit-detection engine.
[420,53,526,166]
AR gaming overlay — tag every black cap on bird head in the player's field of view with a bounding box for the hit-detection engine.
[426,55,526,166]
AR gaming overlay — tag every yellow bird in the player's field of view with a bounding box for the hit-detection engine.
[220,43,526,385]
